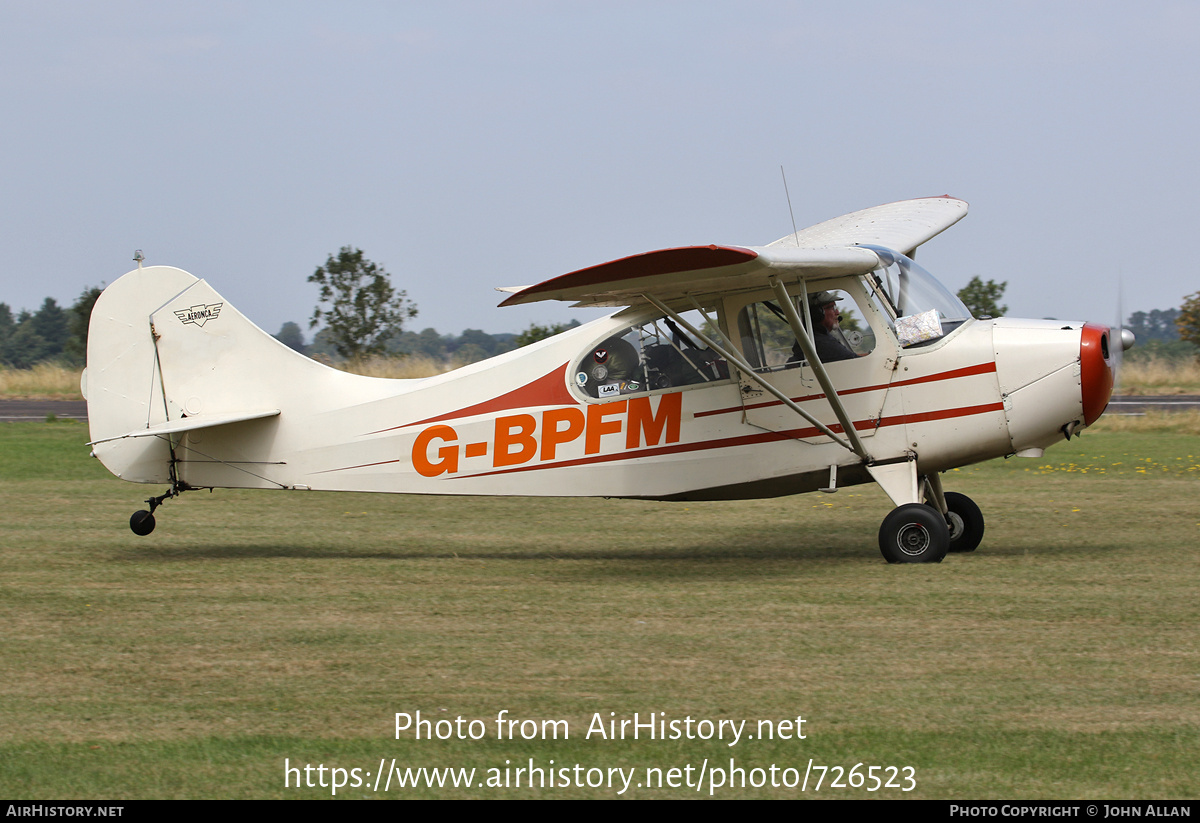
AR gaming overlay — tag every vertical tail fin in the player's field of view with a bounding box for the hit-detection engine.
[85,265,330,485]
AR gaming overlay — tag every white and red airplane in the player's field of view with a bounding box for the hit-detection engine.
[83,196,1132,562]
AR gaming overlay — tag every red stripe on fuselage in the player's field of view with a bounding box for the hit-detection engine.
[694,361,998,418]
[366,363,579,435]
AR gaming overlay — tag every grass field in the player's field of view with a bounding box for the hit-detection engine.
[1,420,1198,798]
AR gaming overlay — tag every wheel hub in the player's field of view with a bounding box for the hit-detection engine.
[896,522,931,556]
[946,511,965,541]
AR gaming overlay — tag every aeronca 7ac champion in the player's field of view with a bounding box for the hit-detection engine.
[84,196,1133,562]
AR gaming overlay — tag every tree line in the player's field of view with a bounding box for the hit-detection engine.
[0,288,577,372]
[0,287,101,369]
[0,247,580,371]
[1125,303,1200,361]
[273,318,580,364]
[3,253,1197,369]
[285,246,579,364]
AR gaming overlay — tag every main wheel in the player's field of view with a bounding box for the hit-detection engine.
[943,492,984,553]
[879,503,949,564]
[130,510,156,536]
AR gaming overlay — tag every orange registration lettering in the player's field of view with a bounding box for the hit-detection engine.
[493,414,538,467]
[414,393,686,476]
[540,407,586,460]
[585,400,628,455]
[412,425,459,477]
[625,393,682,449]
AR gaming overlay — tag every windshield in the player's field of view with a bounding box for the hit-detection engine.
[860,245,972,348]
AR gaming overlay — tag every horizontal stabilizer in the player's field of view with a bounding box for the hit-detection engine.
[89,409,280,445]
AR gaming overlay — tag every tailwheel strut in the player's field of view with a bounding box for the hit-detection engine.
[129,483,189,536]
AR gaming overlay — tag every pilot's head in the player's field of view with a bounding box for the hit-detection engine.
[809,291,842,332]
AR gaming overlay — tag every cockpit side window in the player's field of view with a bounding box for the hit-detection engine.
[735,288,876,372]
[574,308,729,399]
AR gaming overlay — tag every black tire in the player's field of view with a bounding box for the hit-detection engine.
[130,510,156,536]
[943,492,984,553]
[879,503,948,564]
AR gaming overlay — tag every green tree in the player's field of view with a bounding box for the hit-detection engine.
[31,298,70,356]
[307,328,340,360]
[64,286,103,365]
[456,329,498,357]
[308,247,418,360]
[411,327,447,359]
[956,276,1008,318]
[1177,292,1200,359]
[0,303,13,364]
[514,320,580,348]
[452,342,491,364]
[274,321,307,354]
[5,310,51,368]
[1127,308,1180,342]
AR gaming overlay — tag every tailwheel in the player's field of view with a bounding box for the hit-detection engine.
[943,492,985,553]
[130,510,156,536]
[128,485,184,536]
[879,503,949,564]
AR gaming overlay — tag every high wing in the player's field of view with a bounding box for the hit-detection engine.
[498,195,970,469]
[766,195,967,255]
[499,196,967,308]
[499,244,879,308]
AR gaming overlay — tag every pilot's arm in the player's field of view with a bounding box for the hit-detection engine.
[813,332,857,362]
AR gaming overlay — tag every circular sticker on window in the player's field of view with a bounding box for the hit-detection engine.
[575,371,589,386]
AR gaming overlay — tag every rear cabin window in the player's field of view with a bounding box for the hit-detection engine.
[574,310,729,399]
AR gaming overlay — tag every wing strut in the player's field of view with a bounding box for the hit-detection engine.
[639,293,864,458]
[768,277,871,460]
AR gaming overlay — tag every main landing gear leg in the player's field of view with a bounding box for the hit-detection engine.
[868,460,949,563]
[923,472,985,553]
[941,491,985,553]
[870,463,986,562]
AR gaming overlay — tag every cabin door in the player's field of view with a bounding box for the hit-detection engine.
[730,283,897,442]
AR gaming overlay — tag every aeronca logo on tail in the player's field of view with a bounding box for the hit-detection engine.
[411,393,683,478]
[174,303,223,327]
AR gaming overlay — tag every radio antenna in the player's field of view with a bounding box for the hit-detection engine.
[780,166,800,247]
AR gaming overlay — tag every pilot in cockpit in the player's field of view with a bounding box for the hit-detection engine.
[807,291,857,363]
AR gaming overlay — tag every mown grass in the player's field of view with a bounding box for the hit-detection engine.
[1090,409,1200,436]
[1,420,1197,798]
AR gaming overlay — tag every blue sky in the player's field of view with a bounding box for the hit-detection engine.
[2,1,1197,339]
